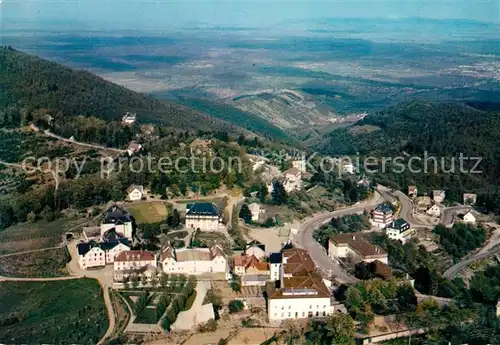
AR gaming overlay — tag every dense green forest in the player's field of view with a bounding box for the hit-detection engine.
[0,47,237,133]
[314,100,500,212]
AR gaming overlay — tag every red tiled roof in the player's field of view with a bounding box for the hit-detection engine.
[282,248,316,275]
[115,250,154,262]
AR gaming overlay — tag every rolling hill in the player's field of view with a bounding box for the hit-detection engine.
[0,47,239,134]
[312,100,500,209]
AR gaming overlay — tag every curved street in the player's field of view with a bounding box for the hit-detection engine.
[443,247,500,279]
[295,190,385,284]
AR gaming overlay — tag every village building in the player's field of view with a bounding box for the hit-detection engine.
[233,255,270,286]
[113,250,156,281]
[127,141,142,156]
[127,184,144,201]
[371,204,394,228]
[100,205,134,239]
[416,196,432,213]
[161,244,228,276]
[248,203,262,222]
[329,233,388,264]
[355,315,427,345]
[185,203,221,231]
[433,190,446,204]
[459,211,476,224]
[408,185,418,198]
[77,242,106,269]
[386,219,413,244]
[122,112,137,124]
[426,204,442,217]
[463,193,478,205]
[244,240,266,260]
[267,248,341,324]
[282,167,302,192]
[190,138,213,156]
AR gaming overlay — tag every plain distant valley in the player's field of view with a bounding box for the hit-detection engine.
[3,18,498,137]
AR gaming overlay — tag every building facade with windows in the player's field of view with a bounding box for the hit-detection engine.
[161,244,228,275]
[371,204,394,228]
[185,203,221,231]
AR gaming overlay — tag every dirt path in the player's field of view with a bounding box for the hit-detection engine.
[0,245,62,258]
[30,124,126,154]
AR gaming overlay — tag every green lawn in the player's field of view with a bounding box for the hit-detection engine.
[134,306,159,324]
[127,201,171,224]
[0,248,69,278]
[0,278,108,344]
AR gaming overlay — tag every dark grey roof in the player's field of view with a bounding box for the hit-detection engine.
[77,242,91,256]
[100,238,129,251]
[104,205,131,224]
[389,218,409,231]
[375,204,393,214]
[246,240,265,252]
[269,252,282,264]
[186,203,219,217]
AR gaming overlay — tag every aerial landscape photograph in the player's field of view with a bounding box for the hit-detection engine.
[0,0,499,344]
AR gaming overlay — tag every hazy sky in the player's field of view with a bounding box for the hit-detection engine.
[2,0,499,30]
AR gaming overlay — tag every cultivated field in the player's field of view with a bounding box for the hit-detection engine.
[0,278,108,344]
[0,217,86,254]
[127,201,171,224]
[0,248,69,278]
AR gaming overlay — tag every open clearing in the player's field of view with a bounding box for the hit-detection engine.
[0,248,69,278]
[127,201,171,224]
[0,278,108,344]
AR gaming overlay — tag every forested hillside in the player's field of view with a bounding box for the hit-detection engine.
[313,100,500,211]
[0,47,235,133]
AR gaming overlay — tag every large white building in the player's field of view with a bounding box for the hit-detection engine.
[113,250,156,281]
[161,244,228,276]
[101,205,134,240]
[185,203,221,231]
[371,204,394,228]
[386,219,414,244]
[267,248,340,324]
[77,239,130,269]
[329,233,388,264]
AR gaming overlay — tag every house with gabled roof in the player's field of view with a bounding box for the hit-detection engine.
[127,184,144,201]
[101,205,134,239]
[113,250,156,281]
[244,240,266,259]
[77,237,131,269]
[233,254,270,286]
[386,219,413,244]
[282,167,302,192]
[329,233,388,264]
[160,243,228,276]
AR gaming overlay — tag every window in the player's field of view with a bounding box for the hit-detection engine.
[281,312,284,317]
[288,312,291,317]
[288,305,291,309]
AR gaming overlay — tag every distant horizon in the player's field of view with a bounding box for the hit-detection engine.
[2,0,498,32]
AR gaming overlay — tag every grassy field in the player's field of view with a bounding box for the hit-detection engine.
[0,248,69,278]
[127,201,171,224]
[0,278,108,344]
[0,217,86,254]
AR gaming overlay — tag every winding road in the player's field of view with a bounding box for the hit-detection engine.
[295,189,386,284]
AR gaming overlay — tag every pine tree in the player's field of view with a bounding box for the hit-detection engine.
[239,204,253,224]
[271,180,288,205]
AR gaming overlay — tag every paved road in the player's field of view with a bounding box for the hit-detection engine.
[440,206,470,227]
[443,246,500,279]
[295,190,385,284]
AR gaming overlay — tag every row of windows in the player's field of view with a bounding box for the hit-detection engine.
[276,304,327,310]
[274,311,327,318]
